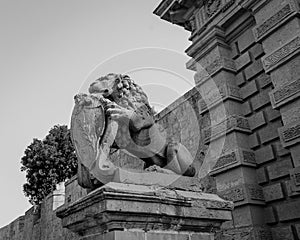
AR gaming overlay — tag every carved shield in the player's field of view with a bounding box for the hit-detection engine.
[71,94,117,186]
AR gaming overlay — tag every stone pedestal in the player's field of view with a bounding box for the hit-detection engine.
[56,182,233,240]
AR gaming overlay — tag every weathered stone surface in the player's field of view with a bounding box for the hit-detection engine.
[209,148,256,176]
[242,101,252,117]
[267,156,293,180]
[279,120,300,147]
[235,51,251,71]
[250,43,265,59]
[240,80,258,100]
[258,121,281,144]
[276,199,300,221]
[236,71,246,86]
[253,3,297,41]
[251,88,271,111]
[248,111,266,131]
[56,182,233,236]
[256,73,272,89]
[265,106,281,122]
[264,206,277,224]
[249,133,260,149]
[203,115,251,143]
[237,28,256,53]
[256,167,268,184]
[244,59,264,80]
[271,226,294,240]
[270,78,300,109]
[263,36,300,73]
[255,145,275,165]
[263,183,284,202]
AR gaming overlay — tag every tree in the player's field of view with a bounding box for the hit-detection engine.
[21,125,77,205]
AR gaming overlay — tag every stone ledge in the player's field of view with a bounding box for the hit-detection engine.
[218,183,265,207]
[262,35,300,73]
[269,78,300,109]
[253,2,299,41]
[56,182,233,236]
[209,148,256,176]
[203,115,251,144]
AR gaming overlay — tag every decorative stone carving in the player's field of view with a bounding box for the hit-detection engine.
[254,4,294,41]
[210,148,256,176]
[199,84,242,114]
[279,121,300,147]
[270,78,300,108]
[290,167,300,192]
[206,0,222,17]
[219,184,264,205]
[262,36,300,73]
[71,73,196,188]
[204,115,251,143]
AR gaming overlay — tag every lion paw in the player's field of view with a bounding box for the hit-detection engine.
[145,165,175,175]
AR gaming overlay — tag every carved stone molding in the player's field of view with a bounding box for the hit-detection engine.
[210,148,256,176]
[253,3,297,41]
[218,184,265,206]
[279,121,300,147]
[203,115,251,143]
[206,0,222,17]
[262,36,300,73]
[193,57,236,85]
[198,84,242,114]
[269,78,300,108]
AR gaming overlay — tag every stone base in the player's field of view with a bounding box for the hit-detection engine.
[56,182,233,239]
[80,230,214,240]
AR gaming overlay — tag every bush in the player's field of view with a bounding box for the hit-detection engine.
[21,125,77,205]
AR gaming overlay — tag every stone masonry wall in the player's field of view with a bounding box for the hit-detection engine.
[154,0,300,239]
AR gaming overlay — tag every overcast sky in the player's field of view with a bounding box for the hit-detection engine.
[0,0,195,227]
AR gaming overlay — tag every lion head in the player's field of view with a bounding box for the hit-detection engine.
[88,73,154,116]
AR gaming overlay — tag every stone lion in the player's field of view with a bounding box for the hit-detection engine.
[71,73,195,189]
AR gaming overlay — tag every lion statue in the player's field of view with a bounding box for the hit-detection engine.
[71,73,196,189]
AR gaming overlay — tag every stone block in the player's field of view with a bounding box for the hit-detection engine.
[271,226,294,240]
[147,232,190,240]
[256,167,268,184]
[237,28,256,53]
[255,145,275,165]
[249,111,266,130]
[273,142,290,157]
[191,233,214,240]
[256,73,272,89]
[265,106,281,122]
[290,166,300,192]
[277,200,300,221]
[236,72,246,88]
[284,180,300,197]
[251,88,271,111]
[281,102,300,125]
[232,205,265,227]
[235,51,252,71]
[267,156,293,180]
[249,133,260,149]
[240,80,258,100]
[250,43,264,59]
[258,120,281,144]
[242,101,252,117]
[263,183,284,202]
[264,206,277,224]
[231,41,240,59]
[245,59,264,80]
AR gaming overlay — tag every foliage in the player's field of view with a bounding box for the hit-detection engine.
[21,125,77,205]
